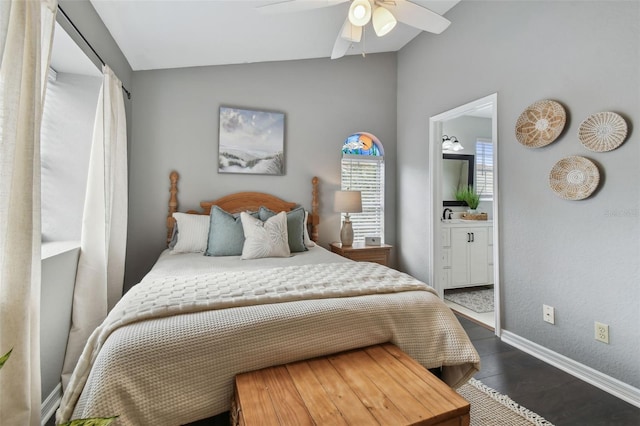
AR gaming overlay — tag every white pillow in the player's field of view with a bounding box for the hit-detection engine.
[303,210,315,248]
[171,212,210,254]
[240,211,290,260]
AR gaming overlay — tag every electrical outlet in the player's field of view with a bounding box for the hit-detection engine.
[595,322,609,344]
[543,305,555,324]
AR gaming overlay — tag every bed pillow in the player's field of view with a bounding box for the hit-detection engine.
[240,211,290,260]
[303,210,315,248]
[258,206,307,253]
[171,213,210,254]
[205,206,259,256]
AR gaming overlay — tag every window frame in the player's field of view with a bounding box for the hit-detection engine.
[340,134,385,245]
[475,138,494,201]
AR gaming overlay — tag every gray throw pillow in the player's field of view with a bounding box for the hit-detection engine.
[205,206,258,256]
[258,206,307,253]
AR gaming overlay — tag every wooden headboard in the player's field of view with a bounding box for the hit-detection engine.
[166,171,320,246]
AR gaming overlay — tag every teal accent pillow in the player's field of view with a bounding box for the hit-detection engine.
[205,206,258,256]
[258,206,307,253]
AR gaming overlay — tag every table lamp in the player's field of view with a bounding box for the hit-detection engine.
[334,190,362,246]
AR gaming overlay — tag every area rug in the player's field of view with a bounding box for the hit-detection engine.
[458,378,555,425]
[444,287,494,313]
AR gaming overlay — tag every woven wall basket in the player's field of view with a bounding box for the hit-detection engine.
[578,111,628,152]
[549,156,600,200]
[515,100,566,148]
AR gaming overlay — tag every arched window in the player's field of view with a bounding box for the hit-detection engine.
[341,132,385,243]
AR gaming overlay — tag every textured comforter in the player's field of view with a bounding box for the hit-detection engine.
[58,258,480,425]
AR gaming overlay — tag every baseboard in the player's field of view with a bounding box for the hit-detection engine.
[41,383,62,426]
[501,330,640,408]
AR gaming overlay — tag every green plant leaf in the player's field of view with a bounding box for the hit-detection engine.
[58,416,119,426]
[454,185,480,209]
[0,348,12,370]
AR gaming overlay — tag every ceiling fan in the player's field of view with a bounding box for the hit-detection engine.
[257,0,451,59]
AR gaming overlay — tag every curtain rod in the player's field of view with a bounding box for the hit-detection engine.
[57,6,132,100]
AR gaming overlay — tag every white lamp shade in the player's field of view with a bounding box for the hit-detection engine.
[334,190,362,213]
[348,0,372,27]
[451,137,464,151]
[373,6,397,37]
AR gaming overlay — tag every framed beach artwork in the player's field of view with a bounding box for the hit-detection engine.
[218,106,285,175]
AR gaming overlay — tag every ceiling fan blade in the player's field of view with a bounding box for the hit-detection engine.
[339,17,362,43]
[257,0,349,15]
[383,0,451,34]
[331,18,355,59]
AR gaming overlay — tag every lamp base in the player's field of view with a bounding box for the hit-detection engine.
[340,219,354,246]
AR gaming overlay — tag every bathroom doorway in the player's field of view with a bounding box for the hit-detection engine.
[428,94,500,333]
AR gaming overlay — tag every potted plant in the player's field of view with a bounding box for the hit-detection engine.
[455,185,480,212]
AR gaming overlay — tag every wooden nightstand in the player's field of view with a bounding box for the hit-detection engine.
[330,242,392,267]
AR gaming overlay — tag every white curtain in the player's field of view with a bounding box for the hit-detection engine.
[0,0,57,425]
[61,65,128,389]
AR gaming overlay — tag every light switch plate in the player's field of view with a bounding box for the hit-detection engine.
[365,236,381,246]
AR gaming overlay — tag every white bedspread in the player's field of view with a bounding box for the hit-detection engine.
[58,249,479,425]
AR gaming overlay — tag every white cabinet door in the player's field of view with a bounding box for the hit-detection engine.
[467,227,488,285]
[449,227,488,287]
[450,228,470,287]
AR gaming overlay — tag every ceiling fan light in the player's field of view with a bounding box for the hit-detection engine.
[348,0,372,27]
[373,6,397,37]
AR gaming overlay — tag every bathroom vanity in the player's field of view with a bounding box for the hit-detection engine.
[441,220,493,289]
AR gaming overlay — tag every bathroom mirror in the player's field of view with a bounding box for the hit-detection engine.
[442,154,474,206]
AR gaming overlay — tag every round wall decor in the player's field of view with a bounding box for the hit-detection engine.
[578,111,628,152]
[549,156,600,200]
[515,100,566,148]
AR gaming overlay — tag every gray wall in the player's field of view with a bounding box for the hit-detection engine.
[126,54,398,289]
[397,1,639,388]
[41,72,101,242]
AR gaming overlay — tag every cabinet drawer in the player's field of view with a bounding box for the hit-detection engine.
[440,268,451,287]
[442,248,451,268]
[347,251,388,266]
[441,228,451,247]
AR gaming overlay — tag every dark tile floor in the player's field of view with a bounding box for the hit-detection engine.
[458,315,640,426]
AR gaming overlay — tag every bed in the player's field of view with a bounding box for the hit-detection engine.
[57,172,480,426]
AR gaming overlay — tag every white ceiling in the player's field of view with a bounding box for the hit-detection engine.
[89,0,459,71]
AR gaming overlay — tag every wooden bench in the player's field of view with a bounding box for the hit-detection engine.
[232,343,470,426]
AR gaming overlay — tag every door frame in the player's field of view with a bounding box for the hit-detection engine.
[428,93,501,336]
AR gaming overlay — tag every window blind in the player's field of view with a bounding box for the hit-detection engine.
[475,139,493,200]
[341,154,385,243]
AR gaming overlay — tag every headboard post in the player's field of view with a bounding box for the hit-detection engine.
[311,176,319,242]
[167,171,179,246]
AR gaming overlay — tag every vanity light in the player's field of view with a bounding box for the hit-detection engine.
[373,6,397,37]
[442,135,464,152]
[442,135,453,151]
[349,0,372,27]
[450,136,464,151]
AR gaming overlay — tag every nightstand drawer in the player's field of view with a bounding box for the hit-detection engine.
[330,242,393,267]
[347,250,388,265]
